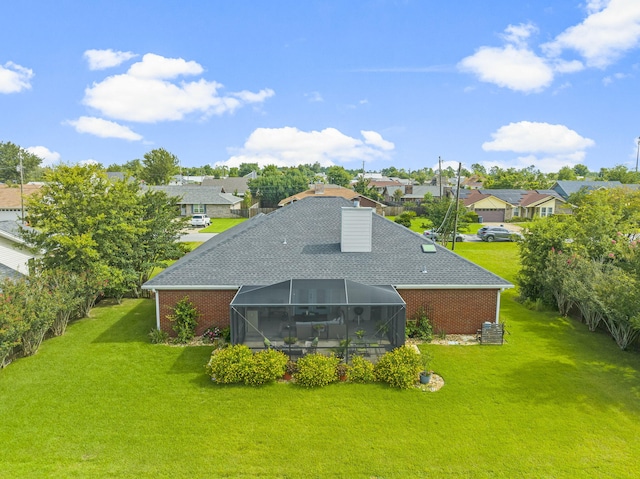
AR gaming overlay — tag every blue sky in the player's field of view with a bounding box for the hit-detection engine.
[2,0,640,174]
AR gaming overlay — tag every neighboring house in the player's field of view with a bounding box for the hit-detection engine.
[0,184,42,222]
[148,185,243,218]
[461,189,568,222]
[201,176,251,197]
[278,184,386,215]
[384,184,450,204]
[550,180,626,200]
[461,175,483,189]
[143,197,513,354]
[0,220,36,280]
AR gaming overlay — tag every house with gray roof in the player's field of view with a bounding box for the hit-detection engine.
[550,180,626,200]
[148,185,243,218]
[201,176,251,197]
[144,196,512,354]
[460,189,568,222]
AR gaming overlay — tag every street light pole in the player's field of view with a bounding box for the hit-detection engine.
[636,137,640,173]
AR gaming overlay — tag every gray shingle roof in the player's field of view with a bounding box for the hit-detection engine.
[551,181,623,199]
[144,196,512,290]
[147,185,242,205]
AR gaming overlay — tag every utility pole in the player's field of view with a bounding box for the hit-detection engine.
[636,137,640,173]
[18,151,25,225]
[451,162,462,252]
[438,156,442,199]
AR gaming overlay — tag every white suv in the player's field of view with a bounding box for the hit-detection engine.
[191,214,211,227]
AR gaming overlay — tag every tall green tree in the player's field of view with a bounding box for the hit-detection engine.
[248,167,308,207]
[326,166,352,187]
[140,148,180,185]
[21,164,185,300]
[0,141,43,183]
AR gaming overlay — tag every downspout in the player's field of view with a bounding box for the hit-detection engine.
[153,289,160,330]
[495,289,502,324]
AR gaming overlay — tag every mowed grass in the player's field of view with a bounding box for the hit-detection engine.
[1,245,639,477]
[200,217,247,233]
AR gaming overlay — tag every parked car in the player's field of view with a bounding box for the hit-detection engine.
[191,214,211,227]
[423,229,464,242]
[477,226,522,242]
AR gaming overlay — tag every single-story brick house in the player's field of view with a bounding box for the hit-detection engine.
[461,189,568,222]
[143,196,512,353]
[147,185,243,218]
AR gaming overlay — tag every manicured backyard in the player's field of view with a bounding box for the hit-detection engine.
[0,243,638,477]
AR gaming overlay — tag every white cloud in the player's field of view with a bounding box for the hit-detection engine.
[84,49,137,70]
[458,45,553,92]
[0,61,34,93]
[83,53,273,123]
[78,159,100,166]
[220,127,394,168]
[480,121,594,173]
[127,53,202,79]
[483,121,594,153]
[542,0,640,68]
[501,23,538,48]
[232,88,275,103]
[26,146,61,166]
[603,72,630,85]
[67,116,142,141]
[361,130,394,150]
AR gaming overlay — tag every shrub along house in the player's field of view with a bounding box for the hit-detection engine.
[143,196,512,355]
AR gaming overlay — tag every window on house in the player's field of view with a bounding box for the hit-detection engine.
[192,204,205,214]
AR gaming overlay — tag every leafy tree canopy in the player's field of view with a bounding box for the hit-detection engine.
[0,141,43,183]
[140,148,180,185]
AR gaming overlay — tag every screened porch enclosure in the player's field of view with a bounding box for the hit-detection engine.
[230,279,406,359]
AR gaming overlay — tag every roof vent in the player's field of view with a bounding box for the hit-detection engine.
[341,207,372,252]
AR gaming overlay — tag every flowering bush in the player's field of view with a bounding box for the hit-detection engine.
[348,356,375,383]
[202,326,221,343]
[295,354,340,387]
[374,345,422,389]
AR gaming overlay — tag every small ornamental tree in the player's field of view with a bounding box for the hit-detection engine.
[168,296,200,343]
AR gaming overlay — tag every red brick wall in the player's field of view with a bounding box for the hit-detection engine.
[398,288,498,334]
[157,289,237,336]
[156,287,500,336]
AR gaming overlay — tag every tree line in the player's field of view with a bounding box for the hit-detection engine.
[518,187,640,349]
[0,164,186,367]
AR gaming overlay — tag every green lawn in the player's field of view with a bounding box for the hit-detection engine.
[1,245,639,477]
[200,217,247,233]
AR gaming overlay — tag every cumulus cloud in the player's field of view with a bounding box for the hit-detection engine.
[458,44,553,92]
[82,53,274,123]
[483,121,595,153]
[220,127,394,168]
[26,146,61,166]
[84,49,137,70]
[461,2,640,92]
[542,0,640,68]
[362,130,394,150]
[481,121,594,172]
[67,116,143,141]
[0,61,34,93]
